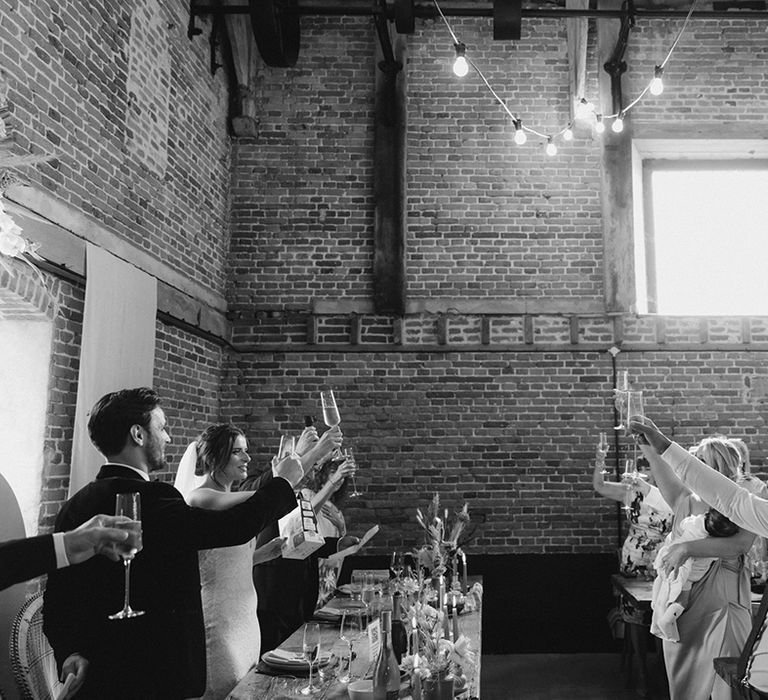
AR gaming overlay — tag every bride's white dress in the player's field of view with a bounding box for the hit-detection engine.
[196,539,260,699]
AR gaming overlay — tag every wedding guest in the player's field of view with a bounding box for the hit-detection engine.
[593,446,672,679]
[593,448,672,578]
[301,451,357,614]
[173,422,341,698]
[43,387,301,700]
[0,514,132,591]
[630,423,755,700]
[632,417,768,695]
[243,439,350,653]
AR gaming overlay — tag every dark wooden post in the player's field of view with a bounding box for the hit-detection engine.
[373,25,407,316]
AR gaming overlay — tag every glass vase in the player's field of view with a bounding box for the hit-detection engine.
[412,670,454,700]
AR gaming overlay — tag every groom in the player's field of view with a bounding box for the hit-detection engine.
[43,387,308,700]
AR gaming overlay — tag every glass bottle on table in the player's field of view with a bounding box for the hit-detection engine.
[373,610,400,700]
[390,591,407,663]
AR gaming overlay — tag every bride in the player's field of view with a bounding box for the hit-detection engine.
[174,423,336,699]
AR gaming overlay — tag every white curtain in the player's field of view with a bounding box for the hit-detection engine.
[68,243,157,496]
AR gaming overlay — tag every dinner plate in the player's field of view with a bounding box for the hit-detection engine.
[261,649,331,670]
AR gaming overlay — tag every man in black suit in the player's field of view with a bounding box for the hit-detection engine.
[0,514,132,591]
[43,387,309,699]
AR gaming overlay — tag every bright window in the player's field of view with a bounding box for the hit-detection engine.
[636,149,768,315]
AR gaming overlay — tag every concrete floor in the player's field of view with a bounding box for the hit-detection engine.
[480,653,670,700]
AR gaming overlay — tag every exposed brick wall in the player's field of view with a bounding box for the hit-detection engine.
[1,0,231,295]
[224,14,768,557]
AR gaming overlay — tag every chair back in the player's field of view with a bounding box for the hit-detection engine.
[9,592,62,700]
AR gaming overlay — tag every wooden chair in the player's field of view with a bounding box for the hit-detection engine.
[9,592,63,700]
[714,590,768,699]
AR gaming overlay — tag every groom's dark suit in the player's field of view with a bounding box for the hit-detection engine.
[43,464,295,700]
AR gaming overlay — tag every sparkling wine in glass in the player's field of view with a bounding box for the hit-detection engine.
[345,447,362,498]
[108,492,145,620]
[278,434,295,459]
[321,389,340,428]
[301,622,321,695]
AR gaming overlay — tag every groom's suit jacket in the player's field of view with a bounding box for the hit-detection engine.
[43,464,295,700]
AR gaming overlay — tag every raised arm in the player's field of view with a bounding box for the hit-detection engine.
[638,441,693,511]
[186,488,253,510]
[633,417,768,537]
[307,458,355,512]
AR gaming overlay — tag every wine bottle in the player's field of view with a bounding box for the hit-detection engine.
[373,610,400,700]
[391,592,407,663]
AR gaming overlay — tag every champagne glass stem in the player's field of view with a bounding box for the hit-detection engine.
[122,560,131,614]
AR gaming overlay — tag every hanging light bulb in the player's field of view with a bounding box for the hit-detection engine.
[545,137,557,156]
[453,43,469,77]
[595,114,605,134]
[612,112,625,133]
[513,120,527,145]
[649,65,664,96]
[575,98,593,120]
[563,126,574,141]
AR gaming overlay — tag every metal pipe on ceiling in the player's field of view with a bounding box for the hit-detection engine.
[192,1,768,20]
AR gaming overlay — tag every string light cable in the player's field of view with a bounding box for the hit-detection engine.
[431,0,700,152]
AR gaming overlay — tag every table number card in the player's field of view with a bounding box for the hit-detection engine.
[367,617,381,663]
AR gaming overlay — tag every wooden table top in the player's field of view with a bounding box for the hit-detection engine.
[611,573,763,614]
[228,585,483,699]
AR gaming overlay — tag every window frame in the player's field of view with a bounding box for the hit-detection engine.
[630,139,768,316]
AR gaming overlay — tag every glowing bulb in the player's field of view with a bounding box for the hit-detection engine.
[595,114,605,134]
[545,138,557,156]
[575,98,593,120]
[563,127,574,141]
[611,114,624,133]
[513,121,527,145]
[650,66,664,96]
[453,43,469,77]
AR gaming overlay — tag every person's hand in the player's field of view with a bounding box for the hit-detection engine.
[274,454,304,488]
[315,425,343,455]
[295,426,319,456]
[63,515,133,565]
[253,536,286,565]
[329,458,355,491]
[657,543,690,577]
[60,653,89,698]
[629,416,672,455]
[320,503,346,534]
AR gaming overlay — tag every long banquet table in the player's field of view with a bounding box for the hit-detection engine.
[228,581,483,700]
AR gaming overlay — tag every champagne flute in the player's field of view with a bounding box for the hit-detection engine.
[597,431,610,476]
[301,622,321,695]
[345,446,362,498]
[108,492,145,620]
[338,604,364,683]
[278,434,296,459]
[620,459,634,518]
[321,389,340,427]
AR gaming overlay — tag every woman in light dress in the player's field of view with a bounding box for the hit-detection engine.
[174,423,337,699]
